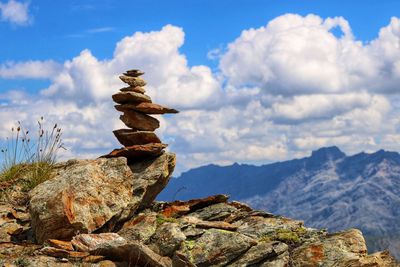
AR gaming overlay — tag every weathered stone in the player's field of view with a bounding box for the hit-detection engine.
[120,110,159,131]
[120,86,146,93]
[29,158,135,243]
[162,194,229,218]
[104,143,167,160]
[129,153,176,211]
[96,242,172,267]
[113,129,161,147]
[112,91,151,104]
[123,69,145,77]
[291,229,395,267]
[181,216,238,231]
[182,226,205,238]
[179,228,257,266]
[72,233,127,252]
[118,213,158,243]
[172,251,197,267]
[229,241,288,266]
[235,216,304,240]
[83,255,106,263]
[47,239,74,251]
[119,75,147,87]
[40,247,90,258]
[189,202,238,221]
[115,102,179,114]
[148,222,186,256]
[29,154,175,243]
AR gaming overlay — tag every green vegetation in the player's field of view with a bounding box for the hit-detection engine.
[259,227,308,245]
[14,258,30,267]
[156,214,178,225]
[0,118,65,203]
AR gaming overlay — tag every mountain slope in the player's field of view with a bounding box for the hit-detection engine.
[158,147,400,259]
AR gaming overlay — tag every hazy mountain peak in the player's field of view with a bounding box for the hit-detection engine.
[310,146,346,161]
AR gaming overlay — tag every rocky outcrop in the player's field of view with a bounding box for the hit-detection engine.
[0,69,397,266]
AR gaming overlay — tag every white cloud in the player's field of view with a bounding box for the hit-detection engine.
[1,15,400,174]
[0,0,30,25]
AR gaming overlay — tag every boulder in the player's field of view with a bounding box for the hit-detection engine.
[120,86,146,93]
[120,110,159,131]
[119,75,147,87]
[112,91,151,104]
[118,213,158,243]
[29,154,175,243]
[103,143,167,160]
[115,103,179,114]
[113,129,161,147]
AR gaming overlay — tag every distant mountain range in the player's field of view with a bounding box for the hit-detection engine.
[158,146,400,259]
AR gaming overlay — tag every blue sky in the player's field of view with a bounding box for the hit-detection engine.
[1,0,400,173]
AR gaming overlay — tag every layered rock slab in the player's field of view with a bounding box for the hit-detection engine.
[112,91,151,104]
[115,102,179,114]
[120,110,159,131]
[113,129,161,147]
[29,153,175,243]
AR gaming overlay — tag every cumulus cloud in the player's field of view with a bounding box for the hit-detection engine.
[1,15,400,173]
[0,0,31,25]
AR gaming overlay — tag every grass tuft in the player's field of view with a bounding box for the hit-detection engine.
[0,118,65,203]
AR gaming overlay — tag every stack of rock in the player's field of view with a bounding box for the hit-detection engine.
[104,69,178,161]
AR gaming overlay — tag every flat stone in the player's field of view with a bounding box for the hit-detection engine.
[189,202,238,221]
[103,143,167,160]
[47,239,74,251]
[161,194,229,218]
[120,110,159,131]
[83,255,106,263]
[112,91,151,104]
[120,86,146,93]
[123,69,145,77]
[72,233,127,252]
[115,102,179,114]
[119,75,147,87]
[113,129,161,147]
[181,216,239,231]
[40,247,90,258]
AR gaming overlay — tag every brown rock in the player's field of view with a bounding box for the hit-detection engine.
[119,75,147,87]
[72,233,127,252]
[104,143,167,160]
[113,129,161,147]
[115,102,179,114]
[83,255,106,263]
[96,242,172,267]
[162,194,229,217]
[120,110,159,131]
[120,86,146,93]
[47,239,74,251]
[112,91,151,104]
[123,69,144,77]
[40,247,89,258]
[118,213,158,243]
[181,216,239,231]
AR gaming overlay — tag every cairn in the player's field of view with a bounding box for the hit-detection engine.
[103,69,178,161]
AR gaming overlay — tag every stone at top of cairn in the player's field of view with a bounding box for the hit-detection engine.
[102,69,178,162]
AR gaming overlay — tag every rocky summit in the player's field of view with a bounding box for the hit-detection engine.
[0,70,398,266]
